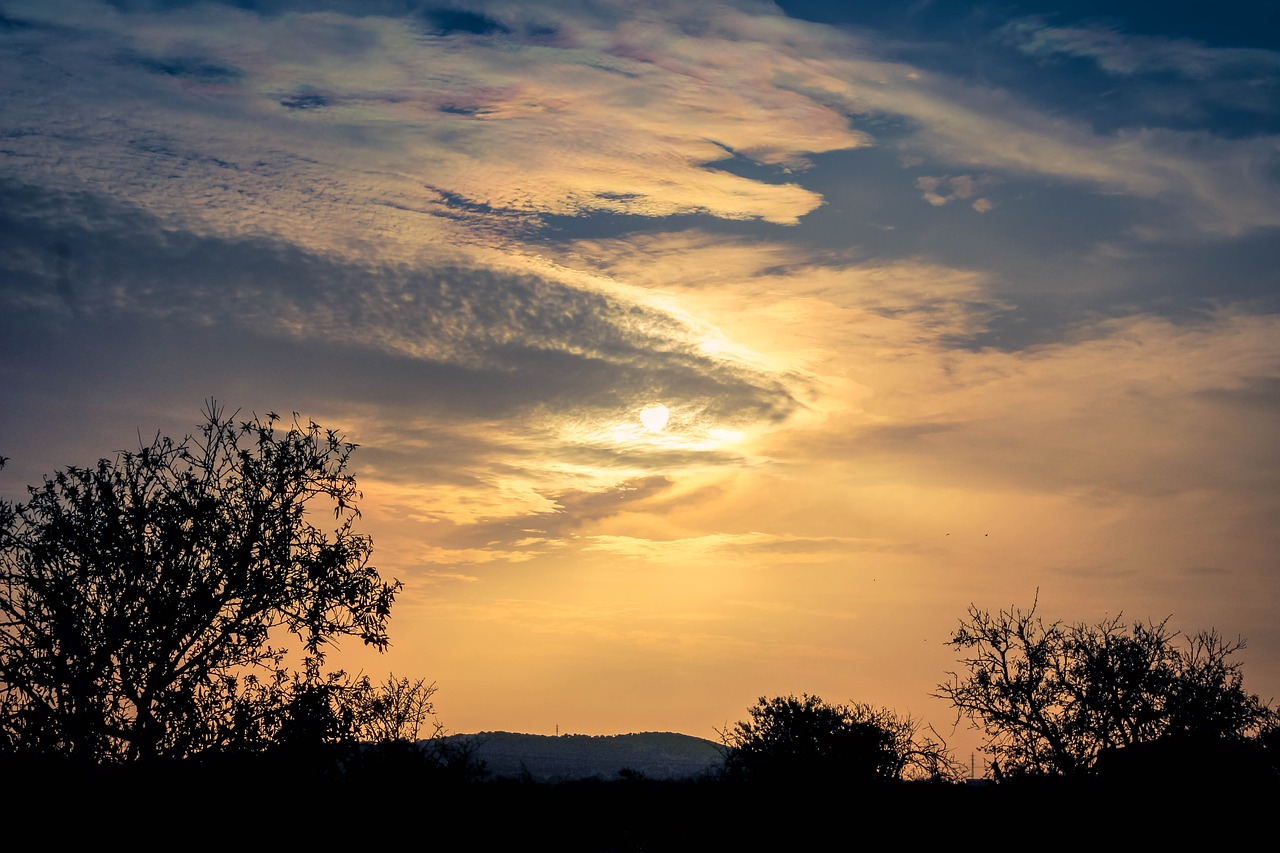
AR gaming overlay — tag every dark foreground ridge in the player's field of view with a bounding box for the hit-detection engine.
[5,737,1275,849]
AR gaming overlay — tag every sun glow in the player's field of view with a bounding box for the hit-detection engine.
[707,428,744,444]
[639,404,670,432]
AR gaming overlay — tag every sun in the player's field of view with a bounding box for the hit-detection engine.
[639,404,670,433]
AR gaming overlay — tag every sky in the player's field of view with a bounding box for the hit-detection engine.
[2,0,1278,761]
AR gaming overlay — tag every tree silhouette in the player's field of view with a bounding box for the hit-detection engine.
[718,694,957,785]
[0,401,400,763]
[935,596,1277,777]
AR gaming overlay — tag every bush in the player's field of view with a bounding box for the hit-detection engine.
[719,694,957,785]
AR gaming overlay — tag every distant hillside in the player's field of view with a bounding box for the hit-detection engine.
[435,731,725,782]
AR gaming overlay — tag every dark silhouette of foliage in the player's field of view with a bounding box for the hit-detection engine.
[718,693,958,785]
[935,595,1278,777]
[1091,733,1276,786]
[277,672,440,757]
[344,673,441,744]
[0,401,401,763]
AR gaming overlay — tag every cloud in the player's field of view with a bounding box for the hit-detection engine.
[0,0,868,254]
[997,17,1280,82]
[991,17,1280,139]
[410,476,680,560]
[536,233,1280,533]
[551,230,1011,367]
[0,179,797,415]
[886,84,1280,237]
[0,185,805,584]
[915,173,997,208]
[5,0,1277,256]
[583,531,887,564]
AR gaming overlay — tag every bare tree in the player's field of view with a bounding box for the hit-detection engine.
[343,674,441,744]
[935,595,1277,777]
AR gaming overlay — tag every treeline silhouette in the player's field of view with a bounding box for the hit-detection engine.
[2,406,1276,845]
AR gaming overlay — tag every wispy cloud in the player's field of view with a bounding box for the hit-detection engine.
[998,16,1280,81]
[583,531,888,563]
[7,0,1277,255]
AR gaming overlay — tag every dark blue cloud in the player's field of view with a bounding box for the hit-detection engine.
[125,51,244,81]
[776,0,1279,51]
[420,7,509,36]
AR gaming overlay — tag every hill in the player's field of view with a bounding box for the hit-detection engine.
[435,731,724,782]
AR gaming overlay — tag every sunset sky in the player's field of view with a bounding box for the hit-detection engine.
[2,0,1278,760]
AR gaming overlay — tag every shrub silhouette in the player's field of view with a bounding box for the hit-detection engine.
[719,694,955,785]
